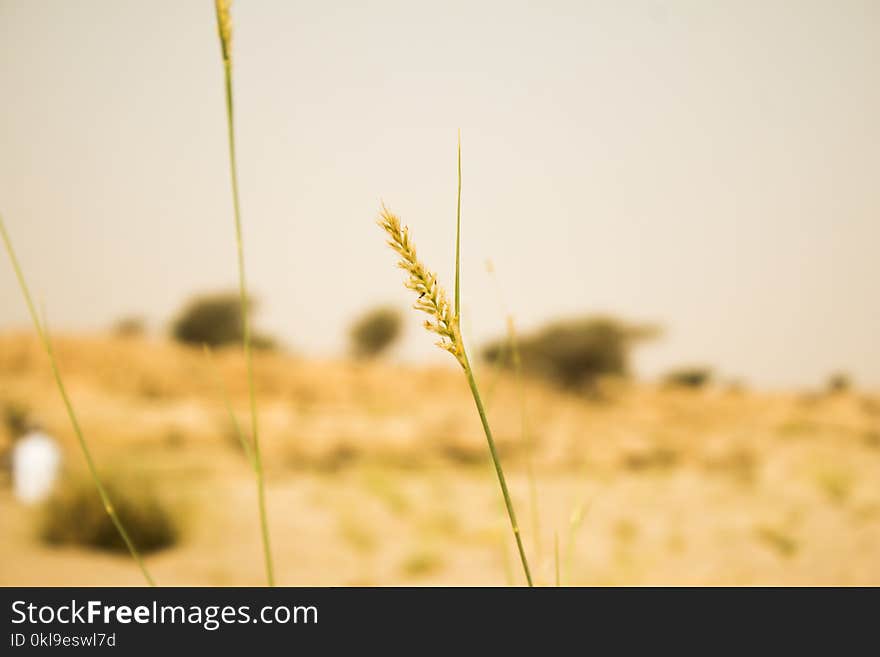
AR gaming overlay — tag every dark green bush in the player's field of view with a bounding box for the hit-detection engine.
[171,292,244,347]
[2,399,29,437]
[171,291,275,349]
[349,306,403,358]
[663,366,713,388]
[827,372,851,394]
[250,333,278,351]
[482,315,659,389]
[40,471,179,554]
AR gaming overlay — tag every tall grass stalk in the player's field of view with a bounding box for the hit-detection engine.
[510,321,542,563]
[213,0,275,586]
[485,261,542,563]
[453,135,531,585]
[481,341,511,407]
[459,352,532,587]
[202,344,255,470]
[0,214,156,586]
[378,138,533,586]
[454,130,462,317]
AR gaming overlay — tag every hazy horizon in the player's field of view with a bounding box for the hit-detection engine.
[1,0,878,389]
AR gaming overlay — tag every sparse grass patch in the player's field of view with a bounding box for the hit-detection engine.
[666,531,685,554]
[621,444,679,471]
[439,442,486,466]
[613,518,639,546]
[701,445,758,485]
[400,548,444,578]
[112,316,146,338]
[663,366,713,389]
[776,418,820,439]
[337,513,377,555]
[136,374,168,401]
[163,427,186,450]
[611,517,640,568]
[416,510,461,540]
[853,501,880,522]
[314,445,359,472]
[361,469,410,516]
[754,524,799,559]
[814,468,855,506]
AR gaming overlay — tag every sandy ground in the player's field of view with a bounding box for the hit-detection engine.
[1,333,878,586]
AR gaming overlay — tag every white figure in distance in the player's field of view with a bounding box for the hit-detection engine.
[11,420,61,504]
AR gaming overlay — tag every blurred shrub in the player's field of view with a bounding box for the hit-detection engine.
[251,333,278,351]
[40,470,178,554]
[401,549,444,577]
[0,400,26,481]
[112,316,146,338]
[754,524,799,559]
[482,316,659,389]
[349,306,403,358]
[663,366,713,389]
[171,292,275,349]
[171,292,244,347]
[814,467,854,506]
[2,399,29,438]
[725,379,747,394]
[826,372,851,394]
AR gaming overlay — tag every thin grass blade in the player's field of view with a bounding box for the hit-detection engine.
[213,0,275,586]
[0,214,156,586]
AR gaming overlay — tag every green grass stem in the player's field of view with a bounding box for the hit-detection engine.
[214,0,275,586]
[0,214,156,586]
[460,349,533,586]
[452,133,532,586]
[454,129,462,319]
[202,344,255,470]
[485,263,542,563]
[377,134,533,586]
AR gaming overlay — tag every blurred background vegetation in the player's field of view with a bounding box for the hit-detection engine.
[0,0,878,587]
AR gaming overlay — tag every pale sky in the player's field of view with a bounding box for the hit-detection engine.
[1,0,878,388]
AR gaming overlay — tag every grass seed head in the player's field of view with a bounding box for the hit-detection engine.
[377,206,464,366]
[214,0,233,63]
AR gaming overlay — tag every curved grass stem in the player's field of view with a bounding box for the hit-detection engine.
[0,215,156,586]
[215,1,275,586]
[461,348,533,586]
[203,344,256,471]
[377,132,533,586]
[454,133,531,586]
[454,129,462,319]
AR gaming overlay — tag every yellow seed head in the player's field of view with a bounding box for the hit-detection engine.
[215,0,233,62]
[377,206,464,366]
